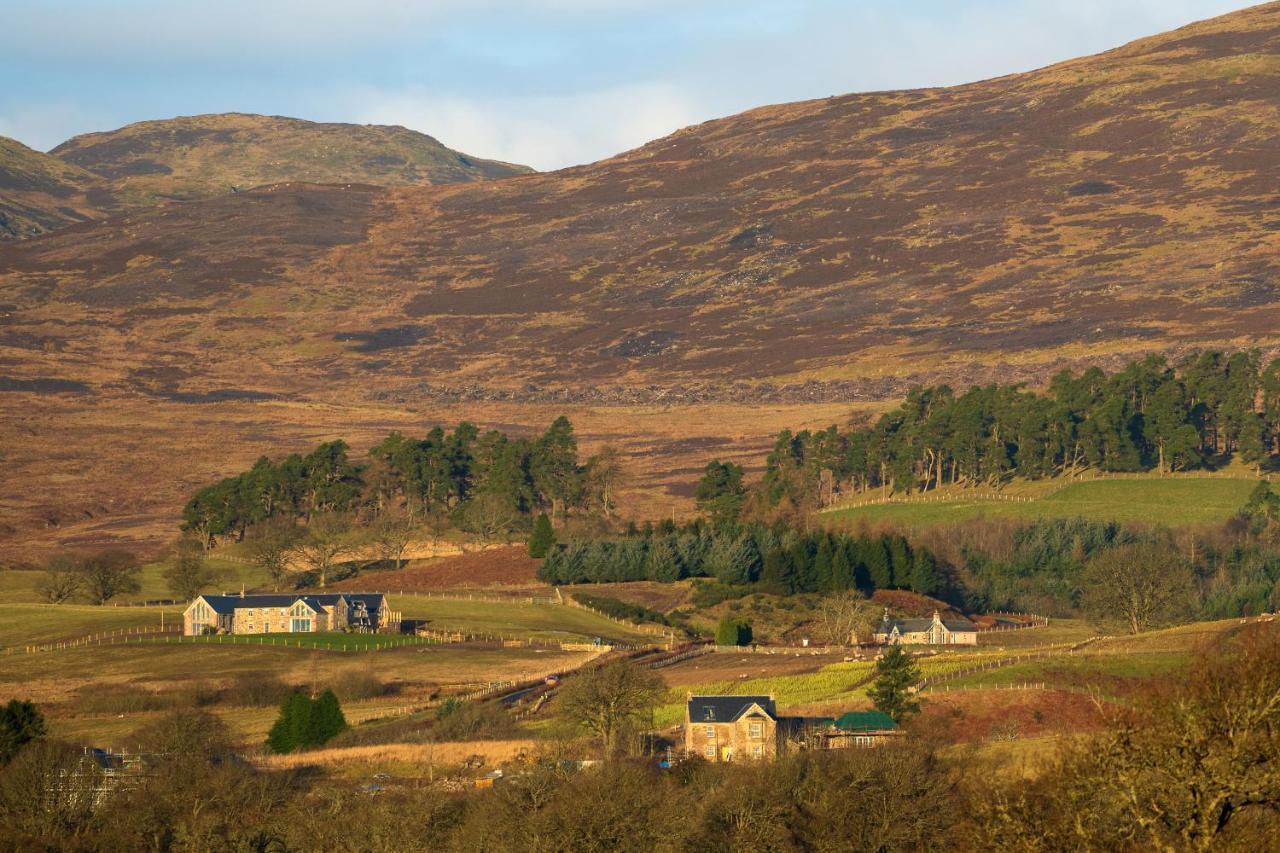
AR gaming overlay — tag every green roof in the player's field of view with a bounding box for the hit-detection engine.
[833,711,898,732]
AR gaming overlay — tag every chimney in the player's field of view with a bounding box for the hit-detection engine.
[240,584,245,598]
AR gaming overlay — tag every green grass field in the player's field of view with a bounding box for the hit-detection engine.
[388,595,656,644]
[0,557,271,606]
[824,476,1257,529]
[0,604,181,649]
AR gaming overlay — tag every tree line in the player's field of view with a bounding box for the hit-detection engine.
[182,417,623,547]
[536,522,940,596]
[2,621,1277,850]
[748,351,1280,512]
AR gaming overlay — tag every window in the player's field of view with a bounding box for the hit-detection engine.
[705,726,715,739]
[749,722,763,739]
[704,744,715,758]
[752,745,763,758]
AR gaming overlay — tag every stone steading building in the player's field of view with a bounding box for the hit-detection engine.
[183,593,391,636]
[874,609,978,646]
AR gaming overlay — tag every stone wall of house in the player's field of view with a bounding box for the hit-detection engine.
[685,715,777,762]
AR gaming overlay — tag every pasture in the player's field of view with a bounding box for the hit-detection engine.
[824,475,1257,529]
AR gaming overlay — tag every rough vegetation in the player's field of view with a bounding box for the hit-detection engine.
[6,5,1280,553]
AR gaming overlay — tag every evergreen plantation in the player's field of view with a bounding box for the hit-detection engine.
[537,524,940,596]
[181,417,603,545]
[754,352,1280,512]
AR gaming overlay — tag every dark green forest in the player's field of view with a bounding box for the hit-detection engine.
[181,417,613,545]
[538,523,939,596]
[755,352,1280,513]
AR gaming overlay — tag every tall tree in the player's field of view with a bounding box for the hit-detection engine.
[79,550,141,606]
[163,537,220,601]
[1081,542,1196,634]
[557,662,665,758]
[869,646,922,723]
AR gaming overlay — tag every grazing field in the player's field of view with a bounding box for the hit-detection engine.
[388,595,657,644]
[0,557,270,605]
[0,603,180,648]
[977,619,1098,649]
[824,476,1257,529]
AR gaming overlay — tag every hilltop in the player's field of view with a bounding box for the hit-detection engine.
[3,3,1280,552]
[0,114,533,240]
[49,113,533,206]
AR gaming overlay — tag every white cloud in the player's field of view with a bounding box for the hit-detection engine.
[342,82,703,170]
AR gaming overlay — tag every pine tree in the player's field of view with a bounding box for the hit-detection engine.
[528,513,556,558]
[267,692,312,754]
[865,539,892,590]
[910,550,939,595]
[870,646,921,722]
[307,690,348,747]
[813,537,834,593]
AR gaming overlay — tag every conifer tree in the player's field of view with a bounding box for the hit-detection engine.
[528,513,556,558]
[870,646,922,722]
[307,690,347,746]
[267,692,312,754]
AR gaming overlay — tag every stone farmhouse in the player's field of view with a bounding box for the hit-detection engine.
[685,695,778,762]
[183,592,393,636]
[875,609,978,646]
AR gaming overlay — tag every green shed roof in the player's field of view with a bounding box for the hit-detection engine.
[833,711,898,732]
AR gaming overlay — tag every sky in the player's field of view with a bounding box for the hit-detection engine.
[0,0,1255,171]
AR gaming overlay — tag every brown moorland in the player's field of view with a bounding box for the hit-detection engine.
[4,5,1280,554]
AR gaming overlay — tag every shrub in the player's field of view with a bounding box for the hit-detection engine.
[0,701,45,766]
[715,617,753,647]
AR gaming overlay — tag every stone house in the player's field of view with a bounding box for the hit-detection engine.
[685,695,778,762]
[874,609,978,646]
[183,592,391,636]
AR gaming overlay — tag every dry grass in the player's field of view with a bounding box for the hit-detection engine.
[256,739,537,770]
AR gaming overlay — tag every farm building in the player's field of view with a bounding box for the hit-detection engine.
[183,592,393,636]
[685,695,778,762]
[875,609,978,646]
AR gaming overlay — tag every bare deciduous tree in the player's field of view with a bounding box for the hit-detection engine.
[291,512,352,589]
[816,591,880,646]
[1081,542,1196,634]
[556,661,665,758]
[246,517,302,591]
[36,555,83,604]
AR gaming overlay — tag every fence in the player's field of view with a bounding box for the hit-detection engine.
[12,625,181,655]
[916,637,1100,691]
[648,644,714,669]
[390,589,558,606]
[713,644,857,656]
[561,591,675,641]
[979,612,1050,632]
[826,491,1038,513]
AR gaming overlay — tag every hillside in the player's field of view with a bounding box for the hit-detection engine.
[50,113,534,206]
[0,114,533,242]
[0,136,108,239]
[3,3,1280,553]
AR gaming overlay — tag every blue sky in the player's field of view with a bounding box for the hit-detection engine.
[0,0,1253,170]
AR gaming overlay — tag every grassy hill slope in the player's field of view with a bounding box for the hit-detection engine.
[4,4,1280,552]
[824,475,1259,529]
[50,113,533,206]
[0,136,107,239]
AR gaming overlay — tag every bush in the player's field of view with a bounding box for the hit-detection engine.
[267,690,348,754]
[224,674,293,708]
[715,616,752,647]
[72,684,167,715]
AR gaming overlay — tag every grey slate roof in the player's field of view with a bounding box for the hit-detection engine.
[688,695,777,723]
[195,593,385,616]
[878,611,977,634]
